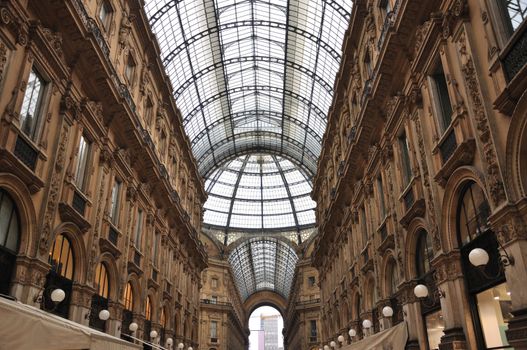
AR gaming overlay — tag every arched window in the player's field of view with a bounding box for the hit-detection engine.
[48,234,74,280]
[160,307,167,346]
[386,259,398,296]
[0,189,21,295]
[90,263,110,331]
[123,282,133,311]
[146,296,152,321]
[415,229,433,278]
[121,282,134,341]
[95,263,109,298]
[457,181,490,246]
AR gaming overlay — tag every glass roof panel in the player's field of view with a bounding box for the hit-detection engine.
[144,0,352,177]
[229,237,298,300]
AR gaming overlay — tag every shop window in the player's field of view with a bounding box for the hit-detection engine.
[428,59,453,134]
[74,135,91,190]
[19,69,47,141]
[46,234,75,318]
[90,263,110,331]
[475,283,512,349]
[0,189,20,295]
[121,282,134,340]
[144,296,153,349]
[425,310,445,350]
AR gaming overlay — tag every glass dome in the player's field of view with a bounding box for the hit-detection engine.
[203,154,316,232]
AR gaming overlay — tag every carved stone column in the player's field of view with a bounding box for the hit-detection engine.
[432,251,470,350]
[70,284,93,325]
[108,301,123,338]
[399,281,422,350]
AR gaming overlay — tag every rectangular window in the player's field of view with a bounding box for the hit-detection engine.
[74,135,90,190]
[310,320,317,337]
[360,206,368,246]
[428,60,453,133]
[211,295,218,304]
[211,278,218,288]
[20,69,47,140]
[109,180,121,225]
[152,232,159,266]
[125,55,136,83]
[99,1,112,31]
[377,176,386,219]
[308,276,316,287]
[364,52,373,78]
[134,209,143,248]
[398,133,413,186]
[210,321,218,339]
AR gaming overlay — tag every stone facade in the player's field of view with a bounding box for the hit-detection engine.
[199,235,248,350]
[312,0,527,349]
[0,0,207,348]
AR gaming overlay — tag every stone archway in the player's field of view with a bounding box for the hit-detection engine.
[243,290,288,323]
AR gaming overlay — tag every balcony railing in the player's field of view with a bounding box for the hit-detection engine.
[108,226,118,246]
[503,22,527,81]
[72,190,86,216]
[439,129,457,164]
[14,136,38,171]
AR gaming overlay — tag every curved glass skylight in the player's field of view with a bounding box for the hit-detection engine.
[144,0,352,177]
[203,154,316,234]
[229,237,298,300]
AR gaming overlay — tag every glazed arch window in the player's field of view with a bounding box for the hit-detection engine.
[386,260,399,296]
[19,68,48,141]
[145,296,152,321]
[123,282,134,311]
[0,189,20,295]
[98,0,113,31]
[94,263,109,299]
[0,189,20,253]
[74,134,91,190]
[415,229,434,278]
[428,58,453,134]
[457,181,491,246]
[48,233,74,280]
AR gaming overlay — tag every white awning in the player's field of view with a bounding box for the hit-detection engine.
[340,322,408,350]
[0,296,141,350]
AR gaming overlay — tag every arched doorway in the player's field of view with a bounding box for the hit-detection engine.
[0,189,21,295]
[248,306,284,350]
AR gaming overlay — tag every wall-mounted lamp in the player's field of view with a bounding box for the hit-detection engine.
[348,328,356,338]
[129,322,139,332]
[150,330,158,339]
[177,343,184,349]
[469,246,514,279]
[414,283,445,308]
[337,335,345,344]
[166,338,173,347]
[33,287,65,311]
[85,309,110,321]
[330,340,337,348]
[382,306,394,318]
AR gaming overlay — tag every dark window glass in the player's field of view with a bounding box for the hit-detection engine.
[499,0,527,33]
[416,230,433,278]
[457,182,491,246]
[429,61,453,133]
[48,234,74,280]
[0,190,20,253]
[398,133,412,186]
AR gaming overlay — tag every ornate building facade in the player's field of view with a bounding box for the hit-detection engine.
[0,0,206,347]
[198,234,248,350]
[312,0,527,349]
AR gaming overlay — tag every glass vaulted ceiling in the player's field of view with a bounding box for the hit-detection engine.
[144,0,352,237]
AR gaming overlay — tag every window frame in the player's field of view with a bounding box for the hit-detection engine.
[0,189,21,254]
[398,132,413,187]
[98,0,113,32]
[427,58,453,135]
[74,134,91,191]
[109,179,121,226]
[48,233,75,280]
[19,67,50,142]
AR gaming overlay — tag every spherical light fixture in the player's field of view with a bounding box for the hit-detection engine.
[50,288,66,303]
[150,330,158,339]
[178,343,184,349]
[338,335,345,343]
[324,345,330,350]
[362,319,372,329]
[330,341,337,348]
[98,309,110,321]
[348,328,356,337]
[382,306,394,317]
[414,284,429,298]
[129,322,138,332]
[188,347,193,350]
[469,248,489,267]
[166,338,173,346]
